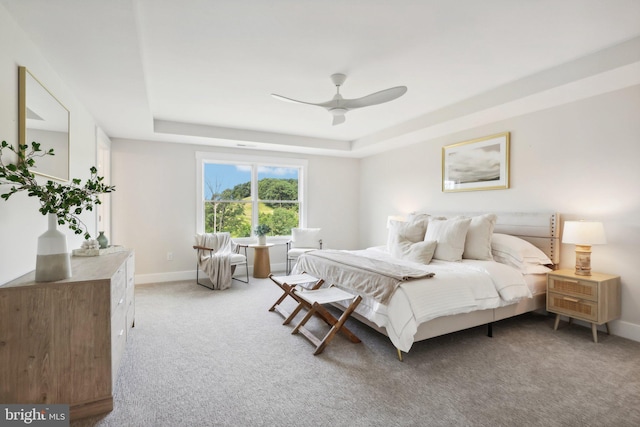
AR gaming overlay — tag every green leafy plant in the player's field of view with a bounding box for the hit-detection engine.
[0,140,115,239]
[254,223,271,236]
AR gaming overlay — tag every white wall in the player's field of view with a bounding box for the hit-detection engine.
[359,85,640,341]
[110,139,360,282]
[0,5,104,284]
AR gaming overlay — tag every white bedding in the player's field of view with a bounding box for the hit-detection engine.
[294,247,534,352]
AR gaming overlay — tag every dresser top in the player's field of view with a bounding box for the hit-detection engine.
[1,251,131,289]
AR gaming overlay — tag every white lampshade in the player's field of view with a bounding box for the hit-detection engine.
[562,221,607,245]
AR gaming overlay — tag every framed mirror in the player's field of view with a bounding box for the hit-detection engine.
[19,66,70,181]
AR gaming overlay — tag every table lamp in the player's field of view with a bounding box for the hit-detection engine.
[562,220,606,276]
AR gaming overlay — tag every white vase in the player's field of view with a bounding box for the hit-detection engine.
[35,213,72,282]
[258,235,266,245]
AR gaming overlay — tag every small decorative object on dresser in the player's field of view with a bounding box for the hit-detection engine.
[36,213,71,281]
[97,231,109,248]
[547,269,621,343]
[81,238,100,251]
[73,238,128,257]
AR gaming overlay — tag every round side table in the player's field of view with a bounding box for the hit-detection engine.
[249,243,274,278]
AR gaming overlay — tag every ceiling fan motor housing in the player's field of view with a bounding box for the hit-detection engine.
[330,73,347,87]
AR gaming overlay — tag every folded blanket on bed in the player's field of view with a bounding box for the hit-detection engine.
[294,249,434,304]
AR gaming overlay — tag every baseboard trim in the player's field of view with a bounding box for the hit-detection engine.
[135,262,287,284]
[552,314,640,343]
[611,319,640,342]
[136,270,195,284]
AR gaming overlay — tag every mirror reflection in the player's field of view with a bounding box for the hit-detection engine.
[19,66,70,181]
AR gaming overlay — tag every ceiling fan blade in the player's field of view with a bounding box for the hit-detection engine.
[342,86,407,109]
[332,114,346,126]
[271,93,326,107]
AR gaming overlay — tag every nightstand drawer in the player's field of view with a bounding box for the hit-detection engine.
[548,292,598,322]
[548,276,598,302]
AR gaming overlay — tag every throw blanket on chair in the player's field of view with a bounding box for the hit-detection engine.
[195,233,234,290]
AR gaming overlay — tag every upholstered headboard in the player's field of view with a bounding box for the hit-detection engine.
[423,211,560,265]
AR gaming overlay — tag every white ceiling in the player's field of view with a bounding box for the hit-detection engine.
[2,0,640,157]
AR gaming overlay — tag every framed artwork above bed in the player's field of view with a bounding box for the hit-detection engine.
[442,132,510,192]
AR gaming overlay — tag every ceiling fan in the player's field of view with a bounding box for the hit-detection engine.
[271,74,407,126]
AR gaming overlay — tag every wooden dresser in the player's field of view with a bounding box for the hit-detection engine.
[0,251,135,420]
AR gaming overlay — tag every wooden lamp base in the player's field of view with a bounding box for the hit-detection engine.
[574,244,592,276]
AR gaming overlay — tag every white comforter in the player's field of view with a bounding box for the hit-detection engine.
[294,247,532,352]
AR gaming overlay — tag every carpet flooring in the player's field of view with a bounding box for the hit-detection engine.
[72,277,640,427]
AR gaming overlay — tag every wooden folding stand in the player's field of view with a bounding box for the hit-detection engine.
[268,273,324,324]
[291,286,363,355]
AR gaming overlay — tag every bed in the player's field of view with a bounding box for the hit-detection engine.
[292,211,559,359]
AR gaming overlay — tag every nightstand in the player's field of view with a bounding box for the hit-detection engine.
[547,269,621,343]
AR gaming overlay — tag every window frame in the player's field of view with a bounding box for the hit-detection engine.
[196,151,308,242]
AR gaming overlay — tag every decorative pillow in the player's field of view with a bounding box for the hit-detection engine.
[291,228,321,248]
[386,219,428,251]
[463,214,497,260]
[491,233,553,269]
[406,212,430,223]
[409,214,430,229]
[390,238,437,264]
[425,217,472,262]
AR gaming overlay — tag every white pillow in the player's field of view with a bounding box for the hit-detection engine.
[491,233,553,268]
[386,219,428,251]
[291,228,321,248]
[521,264,553,275]
[492,253,554,274]
[406,212,430,223]
[391,238,437,265]
[463,214,497,260]
[425,217,472,262]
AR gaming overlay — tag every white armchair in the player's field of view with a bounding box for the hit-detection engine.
[194,232,249,289]
[286,228,322,274]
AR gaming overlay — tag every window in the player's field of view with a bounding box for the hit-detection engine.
[196,152,307,239]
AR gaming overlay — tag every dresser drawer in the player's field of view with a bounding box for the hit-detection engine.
[111,311,127,384]
[111,287,126,317]
[126,276,135,307]
[126,254,135,288]
[548,292,598,322]
[548,276,598,302]
[111,265,126,311]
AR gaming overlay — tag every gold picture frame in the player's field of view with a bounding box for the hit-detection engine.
[442,132,510,192]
